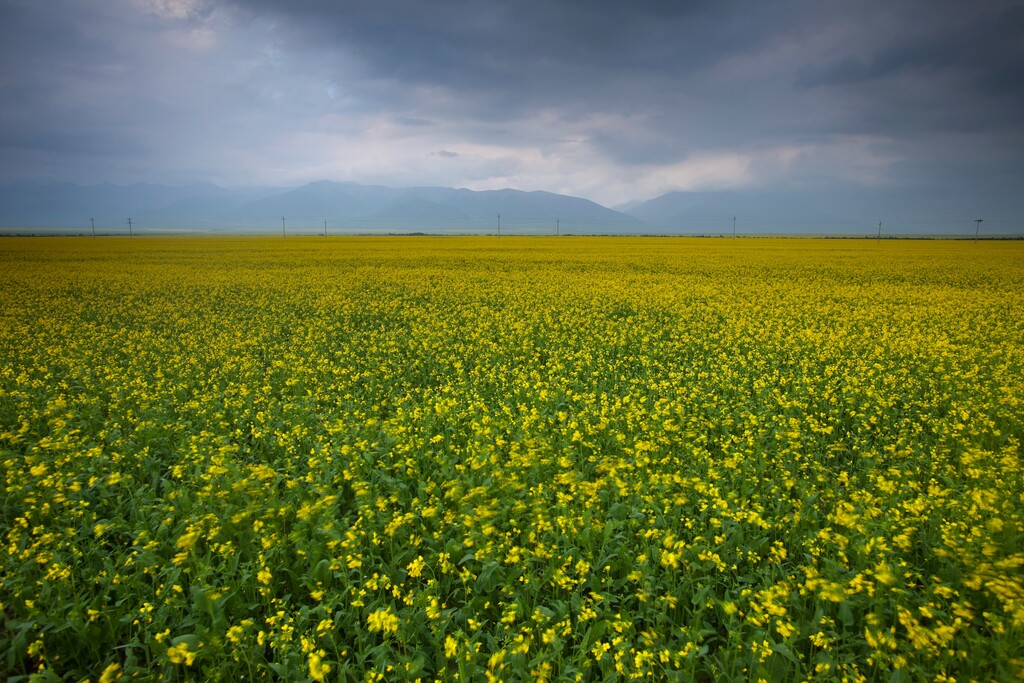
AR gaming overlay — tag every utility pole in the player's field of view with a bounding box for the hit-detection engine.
[282,216,286,239]
[127,217,133,239]
[324,219,328,237]
[732,216,736,238]
[91,217,95,239]
[878,221,882,244]
[975,219,983,243]
[556,217,559,237]
[497,213,501,239]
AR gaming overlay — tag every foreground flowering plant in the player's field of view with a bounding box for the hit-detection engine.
[1,236,1022,681]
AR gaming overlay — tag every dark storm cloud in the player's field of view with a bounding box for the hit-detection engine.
[0,129,149,156]
[214,0,813,171]
[796,3,1024,135]
[223,0,1024,164]
[1,2,159,167]
[230,0,774,109]
[0,0,339,184]
[798,4,1024,91]
[1,0,1022,208]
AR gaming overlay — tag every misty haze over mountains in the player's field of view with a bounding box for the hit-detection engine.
[0,181,1020,236]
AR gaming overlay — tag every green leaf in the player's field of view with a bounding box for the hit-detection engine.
[312,558,331,584]
[837,600,854,627]
[474,561,502,594]
[171,633,200,648]
[771,642,800,665]
[582,620,608,649]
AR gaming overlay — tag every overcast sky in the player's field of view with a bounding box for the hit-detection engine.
[1,0,1021,206]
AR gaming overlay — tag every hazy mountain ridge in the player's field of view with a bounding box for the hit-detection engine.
[0,181,643,233]
[1,181,1020,234]
[620,188,1022,234]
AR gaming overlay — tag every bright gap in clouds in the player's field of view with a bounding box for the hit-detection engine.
[0,0,1021,212]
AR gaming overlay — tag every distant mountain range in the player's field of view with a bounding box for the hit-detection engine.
[614,187,1019,234]
[0,181,1020,235]
[0,181,643,234]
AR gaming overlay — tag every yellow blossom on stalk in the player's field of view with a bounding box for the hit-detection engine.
[874,562,897,586]
[308,651,331,681]
[166,642,197,666]
[367,607,400,634]
[98,662,121,683]
[1,237,1023,681]
[660,550,680,569]
[406,555,426,578]
[775,620,796,639]
[176,530,199,551]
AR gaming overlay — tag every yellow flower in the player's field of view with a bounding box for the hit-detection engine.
[175,530,200,551]
[775,620,796,639]
[308,651,331,681]
[99,662,122,683]
[406,555,426,578]
[366,607,400,634]
[660,550,680,569]
[166,642,197,666]
[445,634,459,658]
[874,562,897,586]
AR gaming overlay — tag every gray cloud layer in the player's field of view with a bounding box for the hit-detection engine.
[1,0,1021,208]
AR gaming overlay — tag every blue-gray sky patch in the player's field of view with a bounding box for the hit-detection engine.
[0,0,1021,211]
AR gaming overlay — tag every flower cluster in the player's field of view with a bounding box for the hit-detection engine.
[1,236,1022,680]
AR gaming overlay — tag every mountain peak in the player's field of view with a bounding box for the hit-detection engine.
[0,180,644,233]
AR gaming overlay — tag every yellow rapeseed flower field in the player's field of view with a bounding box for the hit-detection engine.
[1,236,1022,681]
